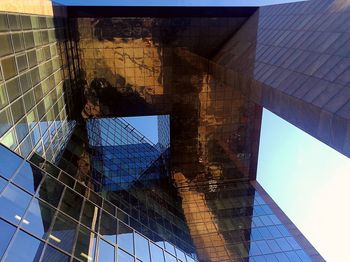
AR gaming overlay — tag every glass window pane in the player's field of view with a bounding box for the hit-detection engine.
[175,248,186,262]
[74,226,97,262]
[0,176,7,192]
[0,218,16,259]
[41,245,70,262]
[118,248,134,262]
[5,230,44,262]
[0,108,12,138]
[118,221,134,255]
[81,200,99,231]
[150,243,164,262]
[98,239,114,262]
[0,34,13,56]
[21,198,55,239]
[59,188,83,220]
[37,176,64,207]
[100,211,117,244]
[1,56,17,80]
[13,163,44,194]
[49,213,77,253]
[164,252,177,262]
[0,183,31,225]
[0,145,23,179]
[134,233,150,262]
[164,242,176,256]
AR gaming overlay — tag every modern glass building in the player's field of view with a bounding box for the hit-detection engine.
[1,0,349,261]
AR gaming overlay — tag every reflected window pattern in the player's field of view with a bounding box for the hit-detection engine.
[21,198,55,239]
[48,213,77,253]
[0,12,75,163]
[74,226,97,262]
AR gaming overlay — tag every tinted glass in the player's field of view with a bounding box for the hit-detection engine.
[1,56,17,80]
[0,109,11,137]
[0,183,31,225]
[37,176,64,207]
[0,218,16,259]
[0,34,13,56]
[74,226,97,262]
[134,233,150,262]
[22,198,55,239]
[98,239,115,262]
[59,188,83,220]
[81,200,99,231]
[175,248,186,262]
[100,211,117,244]
[13,163,44,194]
[118,221,134,254]
[5,230,44,262]
[0,145,23,179]
[41,245,70,262]
[49,213,77,253]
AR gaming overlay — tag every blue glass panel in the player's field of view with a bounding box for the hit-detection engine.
[0,176,7,192]
[164,251,176,262]
[5,230,44,261]
[21,198,55,239]
[150,243,164,262]
[41,245,70,262]
[175,248,186,261]
[0,218,16,259]
[164,242,175,256]
[48,213,77,253]
[12,163,44,194]
[0,145,23,179]
[117,221,134,254]
[186,255,195,262]
[0,183,31,225]
[275,238,292,252]
[98,239,115,262]
[134,233,150,262]
[118,248,134,262]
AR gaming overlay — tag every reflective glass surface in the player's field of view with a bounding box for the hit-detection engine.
[4,230,44,262]
[117,221,134,255]
[0,145,23,179]
[12,163,44,194]
[48,212,77,253]
[21,198,55,239]
[98,239,115,262]
[41,245,70,262]
[74,226,97,262]
[0,218,16,259]
[0,183,31,225]
[118,248,134,262]
[134,233,150,262]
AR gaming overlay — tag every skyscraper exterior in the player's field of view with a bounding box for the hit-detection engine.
[1,0,348,261]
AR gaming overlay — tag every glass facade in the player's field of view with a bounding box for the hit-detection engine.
[0,0,335,261]
[0,144,195,262]
[0,12,76,163]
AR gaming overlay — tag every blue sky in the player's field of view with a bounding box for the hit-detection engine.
[123,116,158,144]
[54,0,306,6]
[257,109,350,261]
